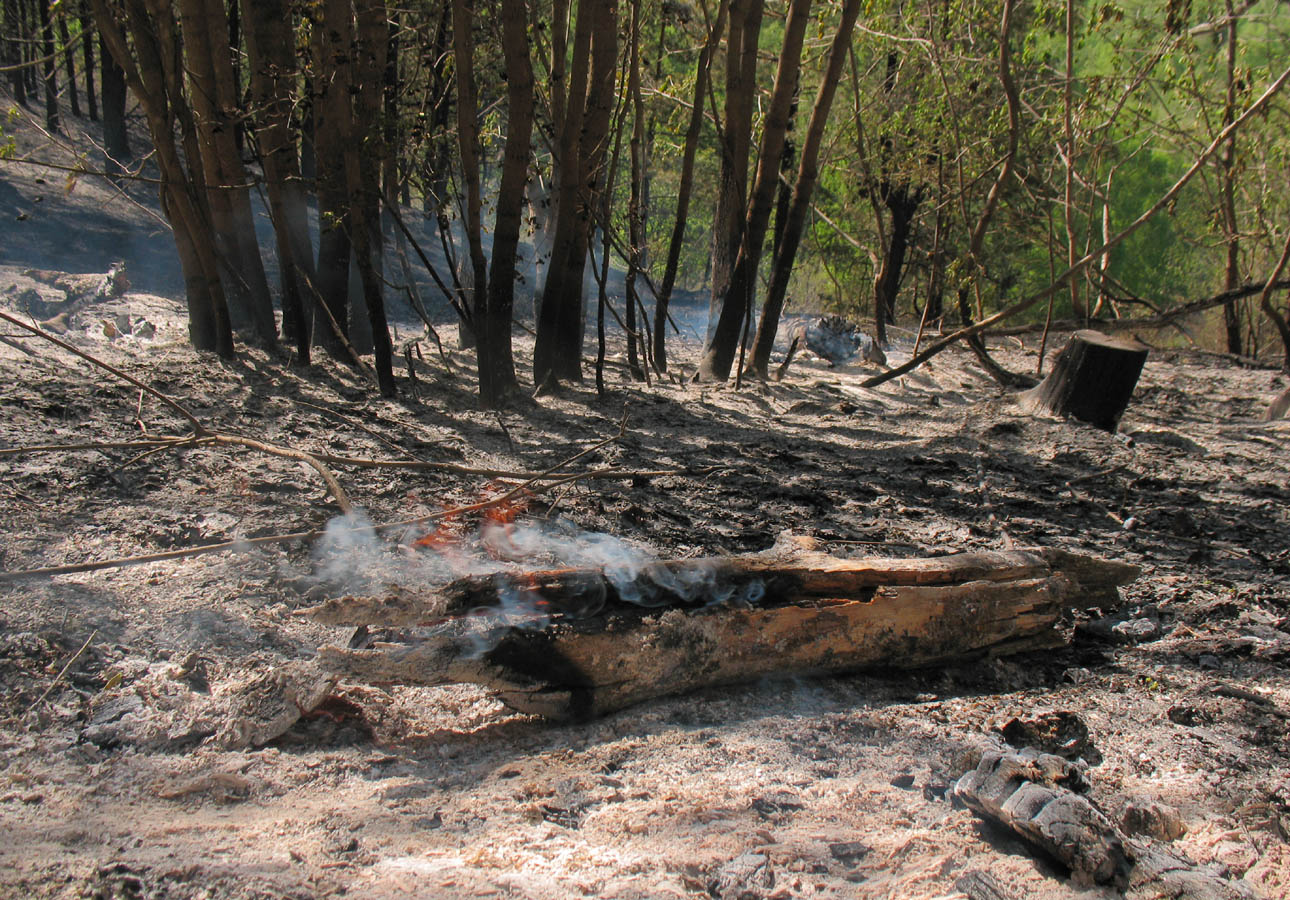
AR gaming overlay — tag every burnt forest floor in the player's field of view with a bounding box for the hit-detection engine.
[2,101,1290,900]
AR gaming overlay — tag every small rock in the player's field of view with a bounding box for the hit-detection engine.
[890,774,916,790]
[1122,800,1186,842]
[1112,618,1159,642]
[828,841,871,863]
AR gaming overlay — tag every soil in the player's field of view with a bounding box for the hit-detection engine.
[2,101,1289,900]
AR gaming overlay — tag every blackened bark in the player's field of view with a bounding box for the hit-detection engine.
[310,0,353,355]
[243,0,315,362]
[699,0,809,382]
[79,6,97,121]
[478,0,535,406]
[4,0,27,106]
[748,0,862,378]
[57,9,79,117]
[652,0,727,373]
[39,0,59,131]
[99,29,129,167]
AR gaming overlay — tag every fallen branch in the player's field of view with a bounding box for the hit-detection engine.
[862,62,1290,389]
[27,630,97,713]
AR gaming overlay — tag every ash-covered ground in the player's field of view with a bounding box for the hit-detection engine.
[2,101,1289,900]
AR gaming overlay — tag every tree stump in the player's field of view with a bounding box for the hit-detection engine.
[1023,331,1148,432]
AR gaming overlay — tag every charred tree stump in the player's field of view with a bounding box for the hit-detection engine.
[1023,331,1148,432]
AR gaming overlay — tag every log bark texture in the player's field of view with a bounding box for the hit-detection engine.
[310,546,1138,719]
[1022,330,1148,431]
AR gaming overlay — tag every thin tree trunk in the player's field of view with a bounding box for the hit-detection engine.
[1220,0,1242,355]
[532,0,613,388]
[243,0,315,362]
[311,0,354,356]
[748,0,862,378]
[39,0,59,132]
[652,0,727,373]
[58,8,80,118]
[706,0,763,340]
[4,0,28,106]
[699,0,810,382]
[79,4,97,121]
[347,0,393,388]
[99,28,129,167]
[478,0,535,406]
[176,0,277,346]
[451,0,489,367]
[625,0,647,380]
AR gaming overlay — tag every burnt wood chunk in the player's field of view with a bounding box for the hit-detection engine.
[1023,330,1148,432]
[310,547,1139,719]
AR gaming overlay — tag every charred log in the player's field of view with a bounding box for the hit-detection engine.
[308,546,1138,719]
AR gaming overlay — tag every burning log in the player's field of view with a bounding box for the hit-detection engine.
[308,545,1138,719]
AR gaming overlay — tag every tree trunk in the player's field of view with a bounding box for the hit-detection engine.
[1021,331,1148,432]
[4,0,27,106]
[39,0,59,132]
[652,0,727,373]
[79,5,97,121]
[478,0,535,406]
[698,0,809,382]
[873,183,921,338]
[243,0,315,363]
[748,0,862,379]
[176,0,277,346]
[451,0,489,362]
[624,0,648,380]
[346,0,395,393]
[91,0,233,357]
[1219,0,1242,355]
[99,29,129,166]
[705,0,763,342]
[310,0,354,356]
[57,9,80,118]
[532,0,615,388]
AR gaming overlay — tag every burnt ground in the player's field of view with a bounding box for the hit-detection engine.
[2,104,1290,900]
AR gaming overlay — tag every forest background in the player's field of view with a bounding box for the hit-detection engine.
[2,0,1289,405]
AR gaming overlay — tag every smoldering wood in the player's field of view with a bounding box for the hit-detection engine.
[1021,330,1148,432]
[310,546,1139,719]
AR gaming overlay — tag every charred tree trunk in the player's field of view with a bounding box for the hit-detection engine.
[478,0,535,406]
[705,0,763,344]
[79,5,97,121]
[39,0,59,131]
[346,0,395,393]
[91,0,233,356]
[99,29,129,166]
[873,183,921,340]
[1021,331,1148,432]
[310,0,354,356]
[652,0,727,373]
[624,0,648,380]
[176,0,277,346]
[699,0,810,382]
[451,0,488,363]
[243,0,315,362]
[57,8,79,118]
[532,0,616,388]
[4,0,28,106]
[748,0,862,379]
[1220,0,1242,356]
